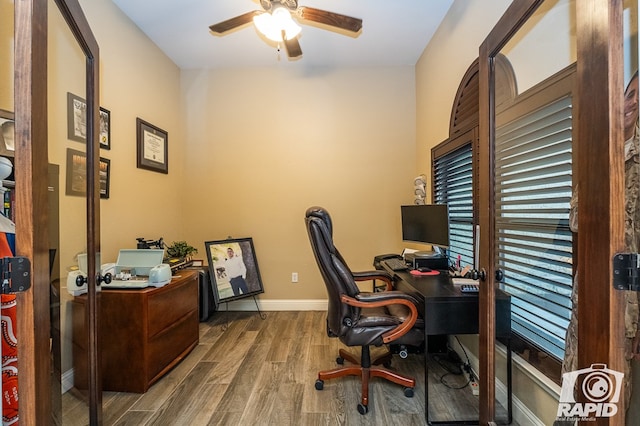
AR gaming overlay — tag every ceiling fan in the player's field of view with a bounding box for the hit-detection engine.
[209,0,363,59]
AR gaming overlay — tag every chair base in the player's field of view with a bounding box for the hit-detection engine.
[316,347,415,413]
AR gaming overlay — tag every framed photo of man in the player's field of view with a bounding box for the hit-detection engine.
[204,237,265,308]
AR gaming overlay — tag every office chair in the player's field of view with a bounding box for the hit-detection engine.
[305,206,424,415]
[311,203,394,293]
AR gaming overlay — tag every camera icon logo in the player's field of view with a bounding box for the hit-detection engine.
[557,363,623,419]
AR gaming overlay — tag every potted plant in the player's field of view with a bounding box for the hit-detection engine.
[165,240,198,261]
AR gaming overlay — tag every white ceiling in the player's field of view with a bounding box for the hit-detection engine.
[110,0,454,69]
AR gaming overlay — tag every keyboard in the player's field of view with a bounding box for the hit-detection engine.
[460,284,479,293]
[383,258,409,271]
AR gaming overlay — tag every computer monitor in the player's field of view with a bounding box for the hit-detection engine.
[401,204,450,253]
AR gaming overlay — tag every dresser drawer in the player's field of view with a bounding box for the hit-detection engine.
[148,309,199,384]
[147,274,198,337]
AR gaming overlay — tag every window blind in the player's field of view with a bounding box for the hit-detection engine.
[494,95,573,360]
[434,144,474,267]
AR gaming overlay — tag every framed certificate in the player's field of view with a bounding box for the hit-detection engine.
[136,118,168,174]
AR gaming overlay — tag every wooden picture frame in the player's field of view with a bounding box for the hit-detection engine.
[0,109,15,158]
[136,118,168,174]
[67,92,111,149]
[204,237,265,308]
[65,148,111,199]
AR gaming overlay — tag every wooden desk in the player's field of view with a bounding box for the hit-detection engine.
[381,265,512,425]
[72,270,199,393]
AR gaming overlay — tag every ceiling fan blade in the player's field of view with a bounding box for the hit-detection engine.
[298,7,362,33]
[283,36,302,58]
[209,11,261,35]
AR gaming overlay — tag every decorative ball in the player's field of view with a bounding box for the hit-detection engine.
[0,156,12,181]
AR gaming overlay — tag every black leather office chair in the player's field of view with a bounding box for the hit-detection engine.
[305,206,424,414]
[310,204,395,292]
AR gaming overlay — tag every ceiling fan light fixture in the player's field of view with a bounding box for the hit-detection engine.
[253,6,301,42]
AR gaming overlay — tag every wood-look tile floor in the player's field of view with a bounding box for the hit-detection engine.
[62,311,513,425]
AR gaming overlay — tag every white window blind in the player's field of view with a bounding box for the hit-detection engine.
[494,95,573,360]
[434,145,474,267]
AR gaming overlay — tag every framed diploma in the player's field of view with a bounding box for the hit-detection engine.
[136,118,168,174]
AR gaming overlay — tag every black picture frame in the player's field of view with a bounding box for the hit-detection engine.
[99,107,111,150]
[205,237,265,308]
[136,118,168,174]
[67,92,111,149]
[65,148,111,199]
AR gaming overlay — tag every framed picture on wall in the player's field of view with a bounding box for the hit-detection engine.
[99,107,111,150]
[65,148,111,199]
[204,237,265,308]
[67,92,111,149]
[136,118,168,174]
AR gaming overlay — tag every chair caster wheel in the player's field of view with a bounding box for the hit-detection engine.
[357,403,369,415]
[315,379,324,390]
[404,387,414,398]
[336,357,344,365]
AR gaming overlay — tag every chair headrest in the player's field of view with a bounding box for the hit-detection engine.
[305,206,333,236]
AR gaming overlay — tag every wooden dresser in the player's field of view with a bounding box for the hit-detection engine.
[72,270,199,393]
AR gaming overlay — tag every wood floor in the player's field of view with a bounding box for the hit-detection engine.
[62,311,512,425]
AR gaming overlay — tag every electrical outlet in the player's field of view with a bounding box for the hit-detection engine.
[470,381,479,396]
[291,272,299,283]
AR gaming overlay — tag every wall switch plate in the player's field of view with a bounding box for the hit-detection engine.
[292,272,298,283]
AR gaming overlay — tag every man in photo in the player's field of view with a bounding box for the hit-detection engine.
[225,247,249,296]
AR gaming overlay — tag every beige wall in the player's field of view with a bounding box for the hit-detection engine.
[180,66,417,299]
[416,0,511,183]
[79,0,185,261]
[50,0,185,272]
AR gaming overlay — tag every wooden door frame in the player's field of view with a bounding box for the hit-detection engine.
[14,0,100,423]
[480,0,626,424]
[478,1,543,422]
[575,1,626,424]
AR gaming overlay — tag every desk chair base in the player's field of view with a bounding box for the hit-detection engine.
[315,346,415,415]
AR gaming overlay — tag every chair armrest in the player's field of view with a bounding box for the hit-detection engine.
[341,292,418,344]
[352,270,393,291]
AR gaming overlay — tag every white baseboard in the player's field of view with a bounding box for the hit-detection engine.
[218,299,328,311]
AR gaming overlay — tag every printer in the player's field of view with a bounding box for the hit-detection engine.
[67,249,172,295]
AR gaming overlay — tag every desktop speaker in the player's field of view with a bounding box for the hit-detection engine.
[413,255,449,271]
